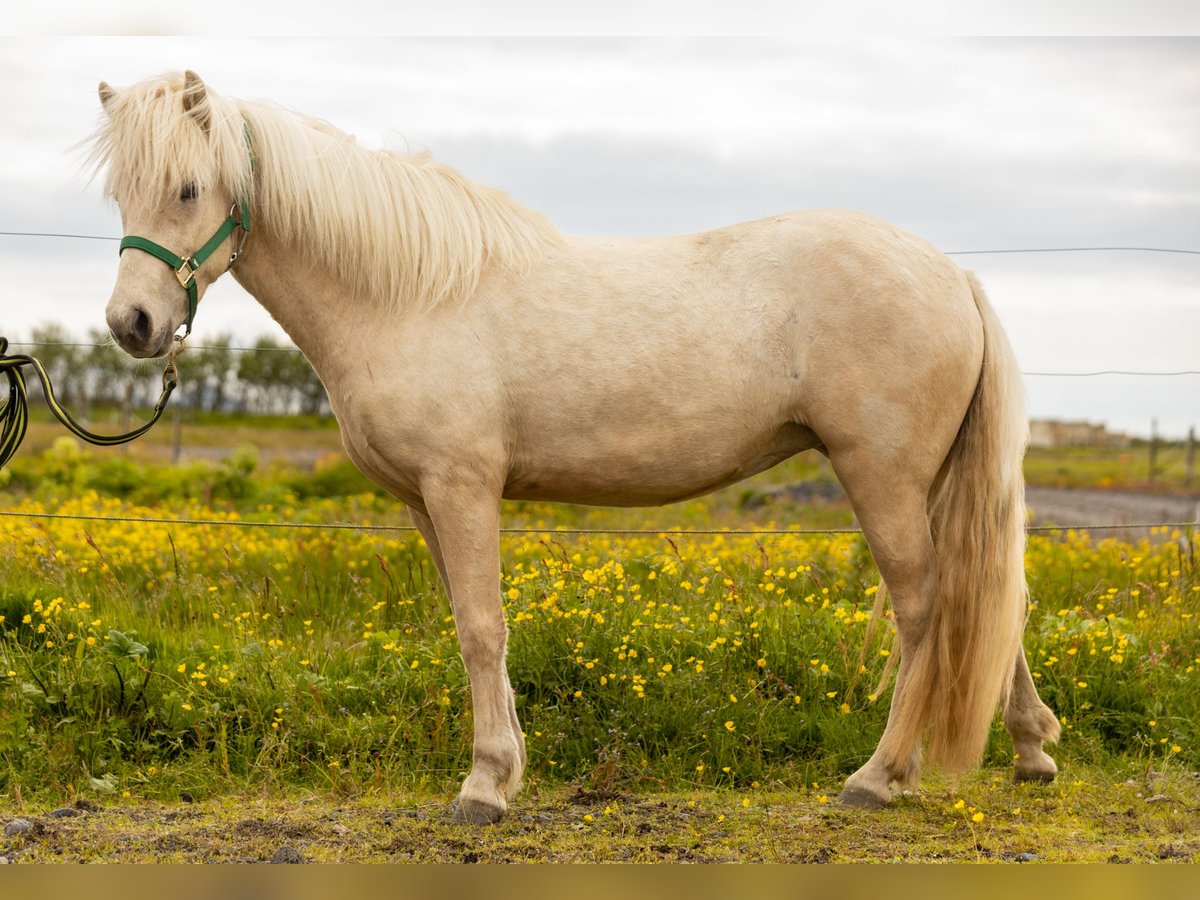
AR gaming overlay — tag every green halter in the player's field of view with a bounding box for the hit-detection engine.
[118,123,254,338]
[118,199,251,338]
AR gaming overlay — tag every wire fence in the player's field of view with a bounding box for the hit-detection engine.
[2,229,1200,254]
[0,508,1194,537]
[2,231,1196,538]
[5,233,1200,375]
[5,336,1200,377]
[8,337,1200,379]
[5,230,1199,256]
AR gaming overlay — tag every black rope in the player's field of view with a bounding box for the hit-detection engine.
[0,336,178,469]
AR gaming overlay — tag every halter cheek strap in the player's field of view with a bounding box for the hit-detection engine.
[118,201,251,339]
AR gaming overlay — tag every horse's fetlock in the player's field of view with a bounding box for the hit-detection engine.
[475,735,521,780]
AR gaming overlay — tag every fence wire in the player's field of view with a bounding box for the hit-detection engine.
[6,339,1197,377]
[2,230,1196,538]
[6,231,1199,256]
[0,508,1194,537]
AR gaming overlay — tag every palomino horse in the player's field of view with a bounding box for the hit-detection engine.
[90,71,1060,823]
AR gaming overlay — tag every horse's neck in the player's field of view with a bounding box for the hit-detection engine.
[229,228,386,380]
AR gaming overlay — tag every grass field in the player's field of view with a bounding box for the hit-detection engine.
[1,431,1198,862]
[1024,444,1197,495]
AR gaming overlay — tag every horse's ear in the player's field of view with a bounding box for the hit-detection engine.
[181,70,210,133]
[98,81,116,112]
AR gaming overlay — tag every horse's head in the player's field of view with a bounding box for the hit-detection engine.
[93,71,251,358]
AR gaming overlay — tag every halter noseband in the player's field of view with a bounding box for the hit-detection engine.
[118,200,251,339]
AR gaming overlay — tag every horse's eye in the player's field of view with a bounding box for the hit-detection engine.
[179,182,198,202]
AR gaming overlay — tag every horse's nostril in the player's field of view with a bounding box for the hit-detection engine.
[131,306,152,345]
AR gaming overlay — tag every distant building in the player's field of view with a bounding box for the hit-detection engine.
[1029,419,1131,448]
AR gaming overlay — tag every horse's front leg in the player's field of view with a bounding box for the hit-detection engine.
[419,480,523,825]
[409,503,527,808]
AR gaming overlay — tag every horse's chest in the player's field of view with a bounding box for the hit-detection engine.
[328,361,506,508]
[328,389,430,507]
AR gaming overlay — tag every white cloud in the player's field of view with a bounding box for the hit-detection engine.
[1,36,1196,437]
[6,1,1200,37]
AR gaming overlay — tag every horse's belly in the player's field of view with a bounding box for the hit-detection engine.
[503,420,820,506]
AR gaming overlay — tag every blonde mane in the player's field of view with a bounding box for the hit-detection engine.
[85,72,562,310]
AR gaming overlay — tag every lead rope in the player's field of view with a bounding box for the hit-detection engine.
[0,335,180,470]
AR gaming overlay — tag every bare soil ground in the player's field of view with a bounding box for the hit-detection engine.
[3,771,1199,864]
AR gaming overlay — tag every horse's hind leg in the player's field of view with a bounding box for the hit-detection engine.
[828,454,938,808]
[412,486,524,825]
[1004,645,1060,783]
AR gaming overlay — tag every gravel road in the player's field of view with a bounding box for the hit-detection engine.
[1026,485,1199,541]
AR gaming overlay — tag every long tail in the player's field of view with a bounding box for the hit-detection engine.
[894,272,1029,772]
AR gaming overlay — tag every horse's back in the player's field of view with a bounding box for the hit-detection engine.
[754,210,986,456]
[467,209,985,504]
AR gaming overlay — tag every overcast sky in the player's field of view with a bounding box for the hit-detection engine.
[1,35,1197,437]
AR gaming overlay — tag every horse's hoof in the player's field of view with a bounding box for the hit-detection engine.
[838,786,890,809]
[450,796,505,825]
[1014,767,1057,785]
[1014,750,1058,784]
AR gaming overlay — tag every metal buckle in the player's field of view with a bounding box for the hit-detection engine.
[162,334,185,390]
[175,258,196,289]
[228,203,249,265]
[230,227,249,264]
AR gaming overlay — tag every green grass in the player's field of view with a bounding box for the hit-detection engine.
[1024,444,1198,494]
[0,435,1197,861]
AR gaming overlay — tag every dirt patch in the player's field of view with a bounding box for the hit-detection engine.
[4,773,1199,863]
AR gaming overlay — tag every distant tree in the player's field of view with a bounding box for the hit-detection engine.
[232,336,331,416]
[186,332,235,412]
[282,347,330,416]
[236,335,294,414]
[29,323,82,411]
[9,325,332,420]
[84,327,131,409]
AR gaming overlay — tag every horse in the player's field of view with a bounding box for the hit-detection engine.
[88,70,1060,824]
